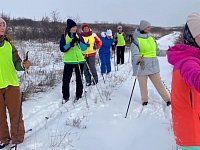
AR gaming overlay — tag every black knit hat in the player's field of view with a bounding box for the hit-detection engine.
[67,19,77,30]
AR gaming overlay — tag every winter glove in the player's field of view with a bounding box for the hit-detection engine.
[93,44,97,50]
[74,35,80,43]
[70,40,75,47]
[70,34,80,47]
[86,42,90,47]
[85,39,90,48]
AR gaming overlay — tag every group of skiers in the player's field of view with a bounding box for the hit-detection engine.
[0,12,200,150]
[60,19,127,103]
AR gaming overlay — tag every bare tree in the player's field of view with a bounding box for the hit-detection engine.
[50,10,60,22]
[0,11,10,22]
[42,14,50,23]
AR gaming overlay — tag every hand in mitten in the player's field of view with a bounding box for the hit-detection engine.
[74,35,80,43]
[70,39,75,47]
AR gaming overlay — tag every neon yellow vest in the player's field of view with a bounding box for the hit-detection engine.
[137,37,157,58]
[83,34,95,55]
[117,33,126,46]
[63,34,85,64]
[0,41,19,89]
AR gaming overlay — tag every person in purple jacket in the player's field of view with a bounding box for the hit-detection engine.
[99,29,115,75]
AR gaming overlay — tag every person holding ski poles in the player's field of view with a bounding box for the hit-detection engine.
[81,23,102,86]
[131,20,170,106]
[60,19,87,103]
[114,25,126,65]
[167,12,200,150]
[0,18,30,149]
[99,29,115,75]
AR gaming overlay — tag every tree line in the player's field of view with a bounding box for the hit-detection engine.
[1,11,183,43]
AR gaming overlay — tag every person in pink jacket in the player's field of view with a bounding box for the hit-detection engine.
[167,13,200,150]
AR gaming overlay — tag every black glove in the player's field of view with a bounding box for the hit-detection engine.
[93,44,96,49]
[70,40,75,47]
[114,40,118,46]
[70,34,80,47]
[74,35,80,43]
[111,44,115,51]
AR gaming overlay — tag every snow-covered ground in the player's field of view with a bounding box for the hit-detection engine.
[13,41,63,94]
[13,32,180,150]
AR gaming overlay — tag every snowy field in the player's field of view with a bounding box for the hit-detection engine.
[13,41,63,94]
[10,32,180,150]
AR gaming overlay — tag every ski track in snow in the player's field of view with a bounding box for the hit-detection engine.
[16,32,179,150]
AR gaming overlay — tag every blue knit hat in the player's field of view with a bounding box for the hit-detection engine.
[67,19,77,30]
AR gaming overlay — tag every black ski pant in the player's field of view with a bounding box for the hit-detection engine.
[117,46,125,64]
[62,63,84,99]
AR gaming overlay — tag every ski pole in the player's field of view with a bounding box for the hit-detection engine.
[128,47,131,63]
[77,62,89,108]
[15,51,29,150]
[116,47,118,71]
[85,61,104,103]
[101,74,105,84]
[125,61,140,118]
[74,44,89,108]
[162,80,171,94]
[77,40,105,103]
[113,47,116,72]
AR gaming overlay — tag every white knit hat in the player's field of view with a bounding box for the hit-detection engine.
[139,20,151,31]
[106,29,112,37]
[101,32,106,37]
[0,18,7,27]
[187,12,200,38]
[117,25,122,30]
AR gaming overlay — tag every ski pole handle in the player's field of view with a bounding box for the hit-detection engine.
[136,55,144,65]
[136,61,140,65]
[25,51,29,61]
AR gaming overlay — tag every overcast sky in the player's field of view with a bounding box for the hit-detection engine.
[1,0,200,27]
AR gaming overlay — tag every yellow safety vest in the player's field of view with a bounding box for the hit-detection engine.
[117,33,126,46]
[0,41,19,89]
[63,34,85,64]
[83,34,96,55]
[137,36,157,58]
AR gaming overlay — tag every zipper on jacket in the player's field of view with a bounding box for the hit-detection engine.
[189,89,193,108]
